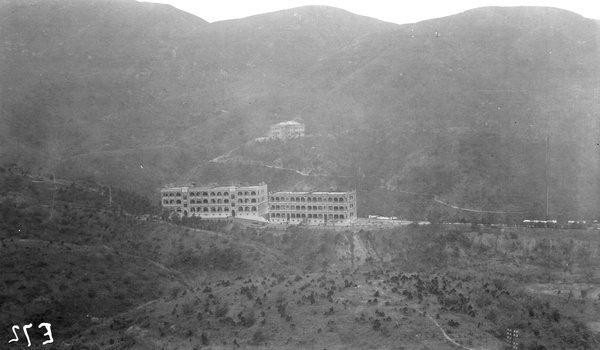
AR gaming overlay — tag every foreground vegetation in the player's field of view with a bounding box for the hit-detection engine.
[1,168,599,349]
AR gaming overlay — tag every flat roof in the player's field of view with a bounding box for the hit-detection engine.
[272,121,303,126]
[270,191,353,195]
[163,183,266,190]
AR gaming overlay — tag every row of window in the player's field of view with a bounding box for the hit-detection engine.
[269,205,350,211]
[169,206,260,213]
[270,196,352,203]
[270,213,347,219]
[189,206,258,212]
[163,190,262,197]
[164,198,267,205]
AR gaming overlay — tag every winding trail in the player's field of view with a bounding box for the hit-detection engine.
[425,314,477,350]
[433,196,526,214]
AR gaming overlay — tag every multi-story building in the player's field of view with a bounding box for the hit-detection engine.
[161,183,269,220]
[268,121,305,139]
[268,190,357,225]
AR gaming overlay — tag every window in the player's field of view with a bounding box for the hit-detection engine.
[252,206,257,212]
[190,200,195,204]
[176,200,181,204]
[244,191,249,196]
[251,191,256,195]
[211,199,216,204]
[224,192,229,196]
[203,199,208,204]
[176,193,181,197]
[224,199,229,203]
[203,192,208,196]
[217,192,222,196]
[251,198,256,203]
[210,192,215,196]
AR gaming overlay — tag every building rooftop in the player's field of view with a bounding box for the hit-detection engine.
[163,183,266,190]
[272,121,303,126]
[270,190,353,195]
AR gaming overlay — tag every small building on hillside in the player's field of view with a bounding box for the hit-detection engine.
[161,183,269,220]
[268,121,305,139]
[268,190,357,225]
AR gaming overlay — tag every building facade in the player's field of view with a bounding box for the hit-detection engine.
[268,121,305,139]
[268,190,357,225]
[161,183,269,220]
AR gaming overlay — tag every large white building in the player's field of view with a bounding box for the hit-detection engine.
[161,183,358,225]
[268,190,357,225]
[161,183,269,220]
[268,121,305,139]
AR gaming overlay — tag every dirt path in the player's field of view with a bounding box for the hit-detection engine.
[426,314,478,350]
[433,196,526,214]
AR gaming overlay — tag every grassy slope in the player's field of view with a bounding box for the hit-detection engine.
[0,169,293,346]
[2,168,600,349]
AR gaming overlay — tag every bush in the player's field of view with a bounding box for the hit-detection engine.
[215,303,229,318]
[250,330,267,344]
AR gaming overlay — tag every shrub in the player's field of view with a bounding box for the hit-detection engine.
[251,330,267,344]
[215,303,229,318]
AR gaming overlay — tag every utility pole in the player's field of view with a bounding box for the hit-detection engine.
[545,130,550,220]
[49,172,57,220]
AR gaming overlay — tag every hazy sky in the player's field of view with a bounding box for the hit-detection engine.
[141,0,600,24]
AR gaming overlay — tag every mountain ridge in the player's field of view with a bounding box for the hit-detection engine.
[1,2,598,219]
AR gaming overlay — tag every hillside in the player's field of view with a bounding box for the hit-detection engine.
[2,167,600,349]
[0,167,295,345]
[1,2,599,219]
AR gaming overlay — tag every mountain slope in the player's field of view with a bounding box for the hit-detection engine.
[1,3,598,219]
